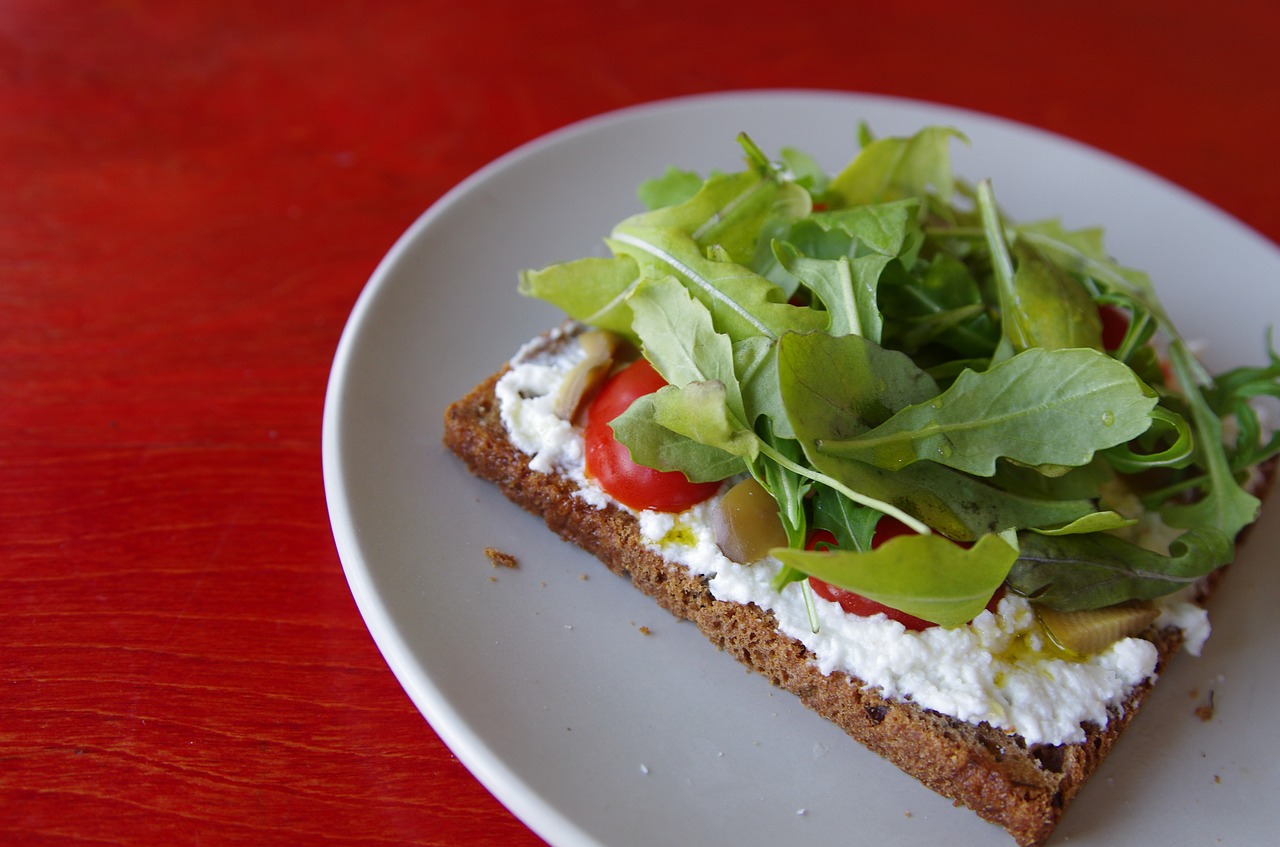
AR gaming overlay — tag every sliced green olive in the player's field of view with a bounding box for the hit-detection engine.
[1035,601,1159,657]
[711,478,788,564]
[552,329,621,420]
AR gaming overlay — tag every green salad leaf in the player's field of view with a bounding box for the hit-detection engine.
[517,125,1280,626]
[1007,527,1234,611]
[826,125,966,209]
[610,393,748,483]
[978,180,1106,354]
[815,347,1158,476]
[774,531,1018,627]
[1205,336,1280,472]
[1159,342,1262,538]
[627,277,745,418]
[637,166,705,210]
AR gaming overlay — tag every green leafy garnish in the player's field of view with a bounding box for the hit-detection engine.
[1007,528,1234,611]
[814,347,1157,476]
[518,127,1279,624]
[775,531,1019,628]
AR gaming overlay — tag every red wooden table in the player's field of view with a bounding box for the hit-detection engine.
[4,1,1277,844]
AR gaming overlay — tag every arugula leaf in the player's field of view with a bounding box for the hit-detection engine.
[1013,218,1160,312]
[609,394,747,483]
[616,276,762,481]
[518,255,646,343]
[628,277,744,417]
[776,330,940,436]
[758,425,815,592]
[518,126,1280,620]
[1008,527,1235,611]
[773,243,885,340]
[778,145,829,194]
[522,158,821,345]
[774,532,1018,627]
[791,198,924,261]
[607,227,824,342]
[826,126,967,209]
[978,180,1105,353]
[1102,406,1194,473]
[649,381,759,462]
[1009,203,1264,540]
[733,336,792,437]
[779,332,1099,539]
[637,166,705,210]
[1204,336,1280,471]
[792,451,1099,542]
[771,198,926,342]
[818,347,1158,476]
[878,253,998,361]
[1030,511,1136,536]
[990,456,1115,501]
[1159,342,1262,538]
[628,167,807,266]
[758,422,812,550]
[811,482,879,552]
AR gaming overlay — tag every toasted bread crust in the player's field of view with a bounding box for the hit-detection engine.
[442,333,1250,846]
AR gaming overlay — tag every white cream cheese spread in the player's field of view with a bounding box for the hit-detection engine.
[496,332,1212,746]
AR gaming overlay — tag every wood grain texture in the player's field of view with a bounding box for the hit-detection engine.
[2,1,1277,844]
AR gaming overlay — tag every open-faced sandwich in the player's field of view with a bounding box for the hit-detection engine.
[443,126,1279,846]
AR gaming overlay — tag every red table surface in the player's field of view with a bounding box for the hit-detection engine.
[3,1,1278,844]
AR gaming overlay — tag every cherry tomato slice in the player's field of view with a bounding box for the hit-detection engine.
[584,359,721,513]
[806,523,1002,631]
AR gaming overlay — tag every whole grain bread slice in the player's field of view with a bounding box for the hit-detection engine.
[442,330,1250,847]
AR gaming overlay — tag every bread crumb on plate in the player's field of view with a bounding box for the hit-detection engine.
[484,546,518,568]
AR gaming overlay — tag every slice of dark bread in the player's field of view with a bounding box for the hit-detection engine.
[442,329,1255,846]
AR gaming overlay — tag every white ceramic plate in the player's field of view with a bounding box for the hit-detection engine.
[323,90,1280,847]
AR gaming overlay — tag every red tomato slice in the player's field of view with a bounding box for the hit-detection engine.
[584,359,721,512]
[805,524,1002,631]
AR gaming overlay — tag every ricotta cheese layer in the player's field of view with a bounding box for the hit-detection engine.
[495,332,1211,746]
